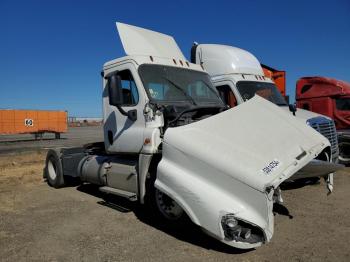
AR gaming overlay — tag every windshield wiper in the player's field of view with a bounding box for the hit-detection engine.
[163,77,197,106]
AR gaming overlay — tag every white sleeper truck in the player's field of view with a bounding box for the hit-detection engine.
[44,23,342,249]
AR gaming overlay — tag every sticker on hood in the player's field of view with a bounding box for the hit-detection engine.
[262,159,281,175]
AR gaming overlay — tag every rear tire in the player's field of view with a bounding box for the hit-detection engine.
[45,149,65,188]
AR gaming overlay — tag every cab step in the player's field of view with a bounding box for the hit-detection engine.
[99,186,137,201]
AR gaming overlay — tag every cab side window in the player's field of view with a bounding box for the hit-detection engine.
[216,85,237,108]
[117,70,139,106]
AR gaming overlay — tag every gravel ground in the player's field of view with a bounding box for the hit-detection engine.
[0,151,349,262]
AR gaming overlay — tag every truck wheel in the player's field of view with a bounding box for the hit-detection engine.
[45,149,65,188]
[145,174,186,223]
[155,188,184,221]
[55,133,61,139]
[338,137,350,165]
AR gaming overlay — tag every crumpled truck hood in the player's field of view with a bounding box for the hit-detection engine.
[155,96,330,248]
[160,96,329,193]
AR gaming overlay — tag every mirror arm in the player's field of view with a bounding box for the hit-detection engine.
[116,105,137,121]
[116,105,128,116]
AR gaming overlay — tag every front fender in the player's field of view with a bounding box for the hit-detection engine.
[155,143,274,248]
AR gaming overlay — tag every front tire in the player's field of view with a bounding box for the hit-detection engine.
[155,188,184,221]
[145,173,186,223]
[338,137,350,165]
[45,149,65,188]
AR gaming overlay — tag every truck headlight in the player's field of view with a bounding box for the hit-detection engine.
[225,216,238,228]
[221,214,264,243]
[221,214,242,240]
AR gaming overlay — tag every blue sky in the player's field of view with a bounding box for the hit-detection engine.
[1,0,349,117]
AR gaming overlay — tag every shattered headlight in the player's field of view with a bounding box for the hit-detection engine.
[221,214,265,244]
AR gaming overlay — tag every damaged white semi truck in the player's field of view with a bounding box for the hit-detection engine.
[44,23,342,249]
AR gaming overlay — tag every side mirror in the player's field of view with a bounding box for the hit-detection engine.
[108,74,123,106]
[289,104,297,116]
[107,73,137,122]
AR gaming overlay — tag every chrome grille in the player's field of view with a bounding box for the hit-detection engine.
[309,117,339,156]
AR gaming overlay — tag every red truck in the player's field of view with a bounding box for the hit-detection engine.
[296,77,350,164]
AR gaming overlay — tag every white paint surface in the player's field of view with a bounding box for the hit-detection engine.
[116,22,186,60]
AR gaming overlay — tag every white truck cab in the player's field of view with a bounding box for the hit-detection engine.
[44,23,342,250]
[191,44,339,164]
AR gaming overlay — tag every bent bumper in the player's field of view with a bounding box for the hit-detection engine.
[286,160,343,181]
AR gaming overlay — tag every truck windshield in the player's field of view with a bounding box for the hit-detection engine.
[336,98,350,111]
[138,64,224,106]
[236,81,287,106]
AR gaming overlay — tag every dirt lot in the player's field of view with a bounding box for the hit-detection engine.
[0,152,350,262]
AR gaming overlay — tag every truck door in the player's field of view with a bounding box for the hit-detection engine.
[103,64,146,153]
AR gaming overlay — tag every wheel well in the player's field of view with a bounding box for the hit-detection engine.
[144,154,162,192]
[148,154,162,178]
[144,154,196,224]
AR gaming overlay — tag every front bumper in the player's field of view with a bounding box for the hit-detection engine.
[286,159,343,181]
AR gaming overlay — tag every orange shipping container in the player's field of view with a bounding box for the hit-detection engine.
[0,110,67,135]
[261,64,286,96]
